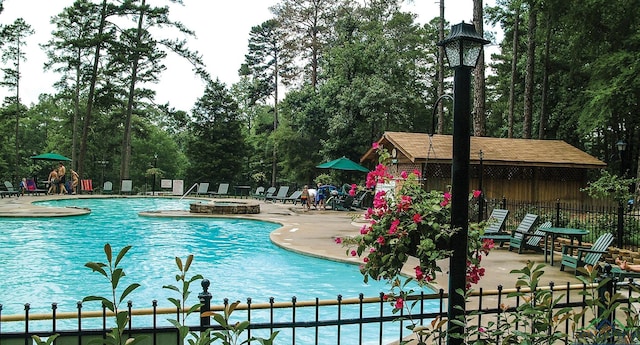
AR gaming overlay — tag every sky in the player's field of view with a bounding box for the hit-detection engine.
[0,0,497,111]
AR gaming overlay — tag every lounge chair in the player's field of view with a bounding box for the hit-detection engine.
[208,183,229,197]
[333,195,355,211]
[480,209,510,246]
[103,181,113,194]
[25,179,46,195]
[252,186,265,199]
[352,190,370,209]
[509,221,552,254]
[560,232,614,275]
[267,186,289,202]
[262,186,276,201]
[281,190,303,204]
[81,179,94,194]
[195,182,210,196]
[3,181,21,197]
[120,180,133,195]
[506,214,539,252]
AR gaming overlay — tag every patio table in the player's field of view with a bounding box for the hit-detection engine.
[540,227,589,266]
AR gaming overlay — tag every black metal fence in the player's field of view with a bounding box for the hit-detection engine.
[482,198,640,249]
[1,276,638,345]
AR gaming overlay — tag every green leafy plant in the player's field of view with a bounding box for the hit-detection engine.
[32,334,59,345]
[163,255,205,344]
[582,170,637,205]
[201,301,279,345]
[83,244,144,345]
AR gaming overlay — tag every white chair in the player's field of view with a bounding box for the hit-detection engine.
[120,180,133,195]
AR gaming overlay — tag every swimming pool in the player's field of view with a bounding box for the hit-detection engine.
[0,198,414,312]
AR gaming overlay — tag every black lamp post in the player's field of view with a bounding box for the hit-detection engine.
[616,140,627,248]
[152,153,158,196]
[437,22,489,345]
[478,150,484,223]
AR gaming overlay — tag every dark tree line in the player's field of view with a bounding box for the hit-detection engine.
[0,0,638,195]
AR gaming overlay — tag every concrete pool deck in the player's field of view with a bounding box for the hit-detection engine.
[0,194,583,293]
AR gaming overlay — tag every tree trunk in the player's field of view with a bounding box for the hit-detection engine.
[78,0,107,178]
[523,1,537,139]
[473,0,486,137]
[508,3,520,138]
[120,0,145,181]
[538,12,551,139]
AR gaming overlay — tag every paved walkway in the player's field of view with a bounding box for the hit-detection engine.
[0,194,583,292]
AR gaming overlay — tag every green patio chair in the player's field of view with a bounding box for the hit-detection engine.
[560,232,614,275]
[480,208,510,246]
[508,219,551,254]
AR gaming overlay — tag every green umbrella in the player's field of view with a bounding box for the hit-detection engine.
[316,157,369,173]
[30,152,72,161]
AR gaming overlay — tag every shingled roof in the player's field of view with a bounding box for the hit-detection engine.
[361,132,606,169]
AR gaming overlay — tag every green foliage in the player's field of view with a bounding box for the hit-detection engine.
[202,301,279,345]
[83,244,144,345]
[163,255,205,344]
[582,170,638,205]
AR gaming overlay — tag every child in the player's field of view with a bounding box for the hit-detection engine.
[300,185,310,211]
[19,178,27,196]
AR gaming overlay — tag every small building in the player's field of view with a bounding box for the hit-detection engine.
[361,132,607,202]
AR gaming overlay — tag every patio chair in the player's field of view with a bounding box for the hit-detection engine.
[509,221,552,254]
[352,190,370,209]
[25,179,46,195]
[480,208,510,246]
[252,186,265,199]
[3,181,21,197]
[261,186,276,201]
[120,180,133,195]
[268,186,290,202]
[195,182,210,196]
[208,183,229,197]
[507,215,543,253]
[81,179,94,194]
[103,181,113,194]
[560,232,614,275]
[281,190,303,204]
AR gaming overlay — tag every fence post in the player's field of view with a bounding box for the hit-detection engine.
[596,263,617,342]
[555,200,560,227]
[199,279,212,327]
[617,203,624,248]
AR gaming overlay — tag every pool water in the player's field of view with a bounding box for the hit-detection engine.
[0,198,435,342]
[0,198,428,310]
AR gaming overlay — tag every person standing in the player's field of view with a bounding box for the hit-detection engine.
[57,162,68,195]
[48,167,58,195]
[300,185,311,211]
[71,169,79,194]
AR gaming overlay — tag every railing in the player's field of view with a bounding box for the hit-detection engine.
[1,276,637,345]
[180,183,199,200]
[483,198,640,249]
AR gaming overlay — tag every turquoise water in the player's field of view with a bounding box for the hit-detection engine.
[0,198,434,342]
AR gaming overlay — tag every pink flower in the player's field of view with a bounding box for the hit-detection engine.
[376,236,385,245]
[351,250,357,257]
[389,219,400,234]
[363,257,369,263]
[349,184,357,196]
[412,169,421,177]
[394,298,404,309]
[397,195,412,212]
[440,199,449,207]
[369,248,376,253]
[412,214,422,223]
[400,171,408,179]
[335,237,342,244]
[473,190,482,198]
[372,142,380,150]
[360,225,370,235]
[414,266,424,280]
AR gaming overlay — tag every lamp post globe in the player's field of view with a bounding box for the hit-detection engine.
[437,21,489,345]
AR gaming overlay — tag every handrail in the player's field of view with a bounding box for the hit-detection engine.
[180,183,199,200]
